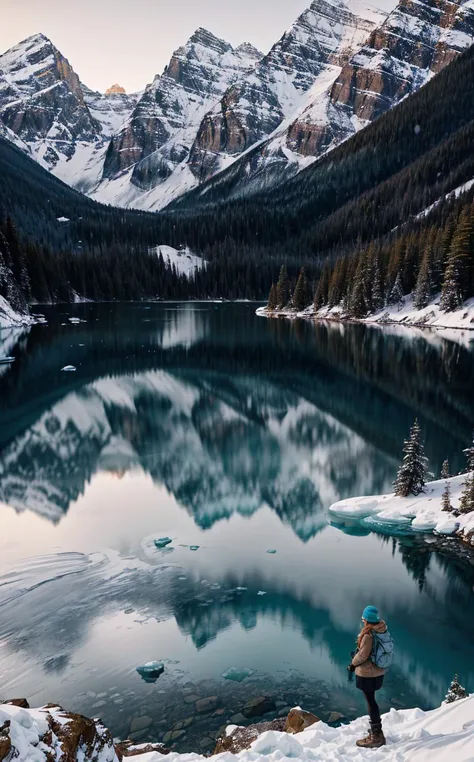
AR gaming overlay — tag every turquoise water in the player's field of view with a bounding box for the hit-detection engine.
[0,303,473,751]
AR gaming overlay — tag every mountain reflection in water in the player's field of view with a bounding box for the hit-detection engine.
[0,303,474,751]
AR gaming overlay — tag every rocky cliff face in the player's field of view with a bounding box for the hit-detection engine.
[187,0,389,182]
[0,34,101,168]
[286,0,474,158]
[175,0,474,207]
[100,29,261,190]
[0,34,138,184]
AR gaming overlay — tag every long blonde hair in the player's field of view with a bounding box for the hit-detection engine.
[357,621,377,648]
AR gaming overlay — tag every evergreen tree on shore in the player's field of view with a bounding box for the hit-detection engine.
[387,272,405,310]
[458,435,474,514]
[394,419,428,497]
[414,246,434,309]
[276,265,290,309]
[314,261,330,311]
[267,282,277,311]
[293,267,311,311]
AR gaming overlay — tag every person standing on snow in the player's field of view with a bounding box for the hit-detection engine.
[347,605,394,749]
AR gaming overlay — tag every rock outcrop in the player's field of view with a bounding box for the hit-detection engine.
[214,708,320,754]
[284,708,320,734]
[0,703,117,762]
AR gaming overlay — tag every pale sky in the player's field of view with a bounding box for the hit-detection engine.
[0,0,311,93]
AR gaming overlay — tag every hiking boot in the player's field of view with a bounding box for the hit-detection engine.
[356,723,386,749]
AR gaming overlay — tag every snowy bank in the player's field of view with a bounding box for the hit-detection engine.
[2,695,474,762]
[0,296,34,329]
[329,474,474,544]
[257,294,474,336]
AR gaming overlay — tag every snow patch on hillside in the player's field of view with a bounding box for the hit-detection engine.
[329,473,474,541]
[150,245,203,277]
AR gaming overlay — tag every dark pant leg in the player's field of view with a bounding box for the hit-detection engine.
[363,690,381,725]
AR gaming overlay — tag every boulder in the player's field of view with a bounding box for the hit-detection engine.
[195,696,219,714]
[0,722,11,762]
[242,696,276,718]
[129,716,153,734]
[327,711,345,723]
[214,718,285,754]
[284,708,320,734]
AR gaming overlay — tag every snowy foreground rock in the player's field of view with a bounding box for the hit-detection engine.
[329,474,474,544]
[1,696,474,762]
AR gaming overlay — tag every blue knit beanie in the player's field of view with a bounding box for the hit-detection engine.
[362,605,380,623]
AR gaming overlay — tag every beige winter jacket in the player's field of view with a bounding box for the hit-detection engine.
[351,621,387,678]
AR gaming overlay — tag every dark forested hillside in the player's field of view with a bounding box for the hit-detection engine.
[2,43,474,307]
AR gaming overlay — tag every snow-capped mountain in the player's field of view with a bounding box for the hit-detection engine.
[2,0,474,210]
[0,33,139,190]
[89,29,263,208]
[175,0,474,206]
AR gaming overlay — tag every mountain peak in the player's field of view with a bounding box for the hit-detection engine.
[235,42,263,59]
[188,27,232,52]
[105,84,126,95]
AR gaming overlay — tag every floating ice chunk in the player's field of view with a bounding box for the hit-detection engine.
[136,661,164,682]
[154,537,173,548]
[257,591,267,596]
[189,545,200,551]
[266,549,277,554]
[68,317,81,324]
[222,667,255,682]
[328,500,379,519]
[61,365,76,372]
[0,356,15,364]
[235,586,247,592]
[374,510,413,525]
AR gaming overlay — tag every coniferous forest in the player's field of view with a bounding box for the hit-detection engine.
[2,44,474,308]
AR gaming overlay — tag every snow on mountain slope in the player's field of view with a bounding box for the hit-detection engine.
[89,29,261,208]
[0,33,138,190]
[100,0,394,210]
[173,0,474,208]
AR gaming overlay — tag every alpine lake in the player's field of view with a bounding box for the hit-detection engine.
[1,302,474,752]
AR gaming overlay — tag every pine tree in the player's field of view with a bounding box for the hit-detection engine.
[267,282,277,311]
[387,272,404,310]
[349,254,367,318]
[414,246,434,310]
[314,261,330,311]
[458,434,474,515]
[372,256,384,312]
[441,459,450,479]
[293,267,310,311]
[276,265,290,309]
[458,472,474,515]
[394,418,428,497]
[444,674,468,704]
[440,209,474,311]
[441,480,452,513]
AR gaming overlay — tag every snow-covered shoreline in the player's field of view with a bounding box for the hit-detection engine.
[0,296,35,329]
[257,294,474,337]
[2,694,474,762]
[328,474,474,546]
